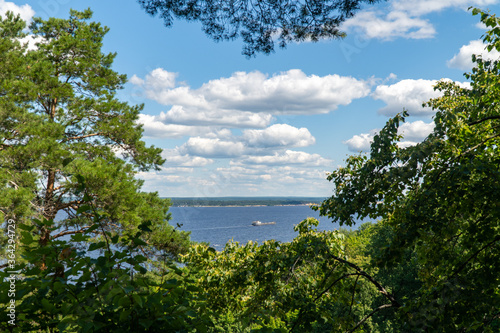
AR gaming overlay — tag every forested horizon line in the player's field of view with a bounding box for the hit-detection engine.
[168,197,326,206]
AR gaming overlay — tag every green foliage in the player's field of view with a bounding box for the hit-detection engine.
[316,8,500,331]
[0,192,210,332]
[3,7,500,333]
[184,218,393,332]
[339,222,422,332]
[0,9,190,259]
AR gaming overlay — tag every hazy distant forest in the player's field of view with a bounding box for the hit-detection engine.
[169,197,324,207]
[1,1,499,332]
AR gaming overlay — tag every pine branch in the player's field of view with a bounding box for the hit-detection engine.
[63,132,103,142]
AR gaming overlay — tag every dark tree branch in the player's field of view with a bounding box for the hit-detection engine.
[349,274,361,316]
[468,115,500,126]
[285,251,304,284]
[327,250,401,308]
[63,132,103,142]
[459,133,500,158]
[313,273,360,304]
[347,303,394,333]
[448,235,500,280]
[56,200,82,211]
[290,272,360,333]
[291,248,400,333]
[51,227,91,239]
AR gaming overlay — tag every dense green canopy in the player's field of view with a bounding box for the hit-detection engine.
[316,8,500,331]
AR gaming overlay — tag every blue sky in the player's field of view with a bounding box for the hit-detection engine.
[5,0,500,197]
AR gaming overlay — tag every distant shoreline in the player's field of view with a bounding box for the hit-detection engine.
[173,204,320,208]
[168,197,326,208]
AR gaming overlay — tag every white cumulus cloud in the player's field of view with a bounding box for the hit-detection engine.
[342,0,499,41]
[344,120,435,152]
[130,69,178,100]
[18,34,44,50]
[161,149,213,167]
[131,69,371,130]
[157,106,273,128]
[393,0,498,16]
[372,79,471,117]
[177,124,317,158]
[235,150,332,167]
[242,124,315,148]
[138,151,334,197]
[138,114,216,138]
[448,40,500,70]
[343,10,435,40]
[398,120,435,141]
[343,130,378,152]
[372,79,443,116]
[180,137,246,158]
[0,0,34,24]
[211,164,332,194]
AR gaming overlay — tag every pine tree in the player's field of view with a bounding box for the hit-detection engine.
[0,9,190,259]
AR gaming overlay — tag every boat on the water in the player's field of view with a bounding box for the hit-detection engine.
[252,220,276,226]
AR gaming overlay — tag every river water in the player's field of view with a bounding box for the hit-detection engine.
[170,205,351,251]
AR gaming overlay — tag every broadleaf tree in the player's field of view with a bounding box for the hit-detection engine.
[315,8,500,332]
[137,0,385,56]
[183,218,405,332]
[0,9,190,262]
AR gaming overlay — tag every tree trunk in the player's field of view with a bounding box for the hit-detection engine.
[40,169,56,248]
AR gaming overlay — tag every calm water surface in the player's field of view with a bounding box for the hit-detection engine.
[170,205,349,251]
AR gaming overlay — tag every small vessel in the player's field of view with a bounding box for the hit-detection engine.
[252,220,276,226]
